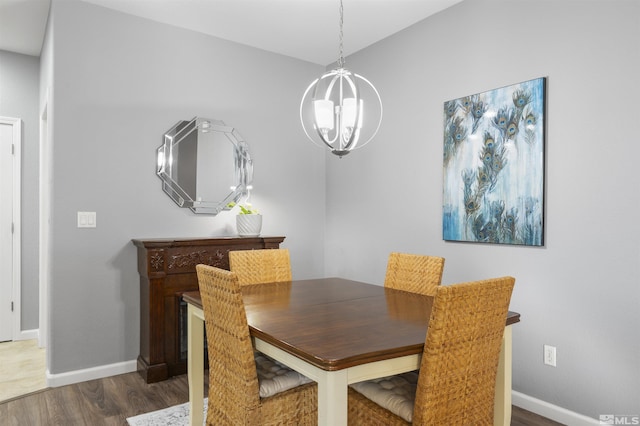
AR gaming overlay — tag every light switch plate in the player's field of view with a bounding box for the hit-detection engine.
[77,211,96,228]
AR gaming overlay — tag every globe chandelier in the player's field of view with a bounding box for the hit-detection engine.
[299,0,383,158]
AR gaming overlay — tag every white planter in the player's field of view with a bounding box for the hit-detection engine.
[236,214,262,237]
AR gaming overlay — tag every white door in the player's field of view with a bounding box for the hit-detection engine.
[0,121,15,342]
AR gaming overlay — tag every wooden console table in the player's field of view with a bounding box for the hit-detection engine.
[132,236,285,383]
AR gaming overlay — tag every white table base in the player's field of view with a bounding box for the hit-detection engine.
[187,304,513,426]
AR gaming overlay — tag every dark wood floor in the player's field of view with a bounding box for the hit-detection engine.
[0,371,563,425]
[512,407,565,426]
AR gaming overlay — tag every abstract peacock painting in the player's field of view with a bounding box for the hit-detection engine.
[443,77,546,246]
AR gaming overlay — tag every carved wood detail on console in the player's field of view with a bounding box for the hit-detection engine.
[167,249,226,270]
[149,251,164,271]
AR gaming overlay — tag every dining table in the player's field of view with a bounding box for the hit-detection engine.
[183,277,520,426]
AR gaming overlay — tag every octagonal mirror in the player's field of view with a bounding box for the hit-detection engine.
[156,117,253,214]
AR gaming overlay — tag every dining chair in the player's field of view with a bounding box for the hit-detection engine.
[196,264,317,425]
[228,248,292,286]
[384,252,445,296]
[348,276,516,425]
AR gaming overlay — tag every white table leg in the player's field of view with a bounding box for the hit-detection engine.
[494,325,513,426]
[254,338,348,426]
[188,304,205,426]
[317,369,348,426]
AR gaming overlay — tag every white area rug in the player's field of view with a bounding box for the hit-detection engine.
[127,398,208,426]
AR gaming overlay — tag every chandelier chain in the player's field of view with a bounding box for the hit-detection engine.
[338,0,345,68]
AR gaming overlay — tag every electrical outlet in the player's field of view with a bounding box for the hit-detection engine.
[544,345,556,367]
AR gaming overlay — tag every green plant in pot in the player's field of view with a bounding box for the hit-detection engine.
[228,201,262,237]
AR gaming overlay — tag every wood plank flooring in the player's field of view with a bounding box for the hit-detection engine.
[0,372,199,425]
[0,370,563,425]
[0,339,47,402]
[512,407,566,426]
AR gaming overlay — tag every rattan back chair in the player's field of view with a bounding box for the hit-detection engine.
[229,248,292,286]
[384,252,445,296]
[196,264,317,425]
[348,276,515,425]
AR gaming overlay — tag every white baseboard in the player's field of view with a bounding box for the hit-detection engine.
[17,328,39,341]
[512,391,600,426]
[46,360,137,388]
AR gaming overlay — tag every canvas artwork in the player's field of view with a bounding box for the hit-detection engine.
[443,77,546,246]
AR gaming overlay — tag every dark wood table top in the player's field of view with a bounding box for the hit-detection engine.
[183,277,520,371]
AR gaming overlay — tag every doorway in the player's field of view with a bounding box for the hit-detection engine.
[0,117,21,343]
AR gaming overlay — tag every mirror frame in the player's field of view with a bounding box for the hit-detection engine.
[156,117,253,215]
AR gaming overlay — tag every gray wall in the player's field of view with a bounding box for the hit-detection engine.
[44,0,326,374]
[325,0,639,419]
[34,0,640,420]
[0,50,40,331]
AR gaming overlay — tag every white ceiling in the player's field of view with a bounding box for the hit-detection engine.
[0,0,462,65]
[0,0,51,56]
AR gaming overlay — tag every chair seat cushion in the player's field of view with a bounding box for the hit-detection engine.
[255,353,313,398]
[349,371,419,422]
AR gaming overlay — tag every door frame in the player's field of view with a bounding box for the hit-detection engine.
[0,116,22,341]
[39,97,50,350]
